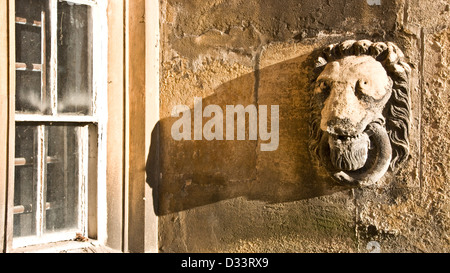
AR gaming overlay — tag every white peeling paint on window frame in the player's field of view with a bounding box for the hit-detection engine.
[91,0,108,247]
[12,0,108,248]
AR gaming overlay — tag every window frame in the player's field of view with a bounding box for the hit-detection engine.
[5,0,108,250]
[3,0,159,253]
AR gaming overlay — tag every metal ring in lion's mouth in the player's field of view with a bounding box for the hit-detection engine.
[319,122,392,186]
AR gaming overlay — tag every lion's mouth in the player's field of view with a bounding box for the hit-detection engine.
[318,120,392,185]
[328,131,371,171]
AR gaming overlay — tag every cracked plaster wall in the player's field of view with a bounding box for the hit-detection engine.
[157,0,450,252]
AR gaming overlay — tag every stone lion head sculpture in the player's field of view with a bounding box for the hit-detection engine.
[309,40,411,186]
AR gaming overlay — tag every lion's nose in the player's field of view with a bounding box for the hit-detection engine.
[326,118,359,136]
[320,85,366,135]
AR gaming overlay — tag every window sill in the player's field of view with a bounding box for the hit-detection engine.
[10,240,121,253]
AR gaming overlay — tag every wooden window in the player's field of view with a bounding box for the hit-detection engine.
[12,0,105,248]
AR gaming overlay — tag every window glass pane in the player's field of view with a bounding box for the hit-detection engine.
[14,125,38,238]
[16,24,41,64]
[15,0,44,22]
[16,70,44,113]
[15,0,47,114]
[45,125,82,234]
[14,125,87,239]
[57,2,93,115]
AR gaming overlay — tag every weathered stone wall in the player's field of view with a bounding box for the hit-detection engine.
[156,0,450,252]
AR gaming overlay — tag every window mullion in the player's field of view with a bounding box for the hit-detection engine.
[40,11,46,113]
[63,127,69,228]
[78,126,89,234]
[35,125,46,237]
[49,0,58,116]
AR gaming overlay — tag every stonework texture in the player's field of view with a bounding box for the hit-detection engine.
[156,0,450,252]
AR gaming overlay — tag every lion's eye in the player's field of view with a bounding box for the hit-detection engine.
[315,81,331,96]
[355,80,368,94]
[319,81,329,89]
[355,80,377,102]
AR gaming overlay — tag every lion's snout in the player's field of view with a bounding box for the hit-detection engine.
[319,85,369,137]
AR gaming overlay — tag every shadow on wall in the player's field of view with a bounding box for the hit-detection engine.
[146,51,352,216]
